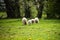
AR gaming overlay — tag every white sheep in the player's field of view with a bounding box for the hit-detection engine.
[35,17,39,23]
[22,17,28,25]
[31,19,35,23]
[27,20,32,25]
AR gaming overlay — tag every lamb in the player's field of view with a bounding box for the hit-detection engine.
[35,17,39,23]
[22,17,28,25]
[31,19,35,23]
[27,20,32,25]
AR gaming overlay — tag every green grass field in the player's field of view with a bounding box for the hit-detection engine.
[0,19,60,40]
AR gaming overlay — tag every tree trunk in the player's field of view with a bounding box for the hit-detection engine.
[25,5,31,18]
[37,4,44,18]
[23,0,31,18]
[15,0,21,18]
[36,0,44,18]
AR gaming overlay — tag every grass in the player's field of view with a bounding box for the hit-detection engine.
[0,19,60,40]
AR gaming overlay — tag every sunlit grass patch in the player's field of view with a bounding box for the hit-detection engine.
[0,19,60,40]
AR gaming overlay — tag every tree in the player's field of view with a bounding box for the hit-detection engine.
[4,0,21,18]
[44,0,60,19]
[23,0,31,18]
[34,0,44,18]
[54,0,60,18]
[15,0,21,18]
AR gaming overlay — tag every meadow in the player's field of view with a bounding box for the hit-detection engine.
[0,0,60,40]
[0,18,60,40]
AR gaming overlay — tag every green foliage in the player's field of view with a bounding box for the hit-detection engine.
[43,0,60,18]
[30,5,38,18]
[1,0,60,18]
[19,0,38,18]
[43,0,55,14]
[0,12,7,18]
[20,5,25,17]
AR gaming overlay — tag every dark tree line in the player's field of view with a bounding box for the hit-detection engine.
[44,0,60,19]
[1,0,60,19]
[3,0,45,18]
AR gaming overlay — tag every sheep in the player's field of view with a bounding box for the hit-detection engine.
[34,17,39,23]
[31,19,35,23]
[27,20,32,25]
[22,17,28,25]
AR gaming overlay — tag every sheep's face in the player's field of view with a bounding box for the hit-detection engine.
[28,20,32,25]
[31,19,35,23]
[35,18,39,23]
[35,20,38,23]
